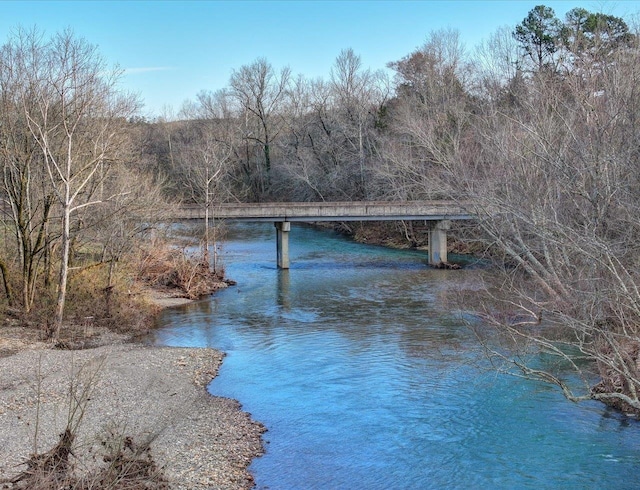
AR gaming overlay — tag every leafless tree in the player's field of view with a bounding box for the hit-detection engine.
[0,31,55,312]
[229,58,291,199]
[378,29,471,201]
[471,26,521,101]
[329,49,390,199]
[454,24,640,413]
[269,76,337,201]
[5,28,138,337]
[268,52,390,203]
[181,128,233,270]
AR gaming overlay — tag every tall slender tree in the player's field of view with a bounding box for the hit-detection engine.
[6,29,138,337]
[229,58,291,199]
[329,49,389,200]
[513,5,562,71]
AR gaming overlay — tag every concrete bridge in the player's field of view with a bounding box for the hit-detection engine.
[176,201,472,268]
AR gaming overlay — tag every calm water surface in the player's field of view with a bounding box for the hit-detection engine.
[152,222,640,489]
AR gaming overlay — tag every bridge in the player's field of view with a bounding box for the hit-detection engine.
[176,201,472,268]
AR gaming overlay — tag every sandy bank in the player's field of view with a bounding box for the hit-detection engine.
[0,343,265,489]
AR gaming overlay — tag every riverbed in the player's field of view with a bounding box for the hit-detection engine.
[152,222,640,489]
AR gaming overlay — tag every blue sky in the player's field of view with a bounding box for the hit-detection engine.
[2,1,639,118]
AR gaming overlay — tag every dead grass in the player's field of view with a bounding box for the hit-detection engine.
[135,239,227,300]
[6,428,170,489]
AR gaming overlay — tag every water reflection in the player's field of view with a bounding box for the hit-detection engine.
[276,269,290,311]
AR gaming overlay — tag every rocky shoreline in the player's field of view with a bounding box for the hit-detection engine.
[0,297,266,489]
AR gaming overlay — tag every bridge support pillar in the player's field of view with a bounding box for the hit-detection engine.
[429,220,450,266]
[275,221,290,269]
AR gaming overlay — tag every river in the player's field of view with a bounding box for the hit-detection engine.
[151,222,640,489]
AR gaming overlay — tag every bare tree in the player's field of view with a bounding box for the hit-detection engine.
[455,25,640,413]
[229,58,291,199]
[380,29,471,201]
[0,32,55,312]
[80,163,167,316]
[329,49,389,200]
[190,89,248,201]
[269,76,336,201]
[181,127,233,270]
[8,29,138,337]
[472,26,521,102]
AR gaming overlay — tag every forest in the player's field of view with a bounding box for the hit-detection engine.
[2,5,640,414]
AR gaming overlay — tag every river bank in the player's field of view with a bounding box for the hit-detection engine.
[0,290,266,489]
[152,221,640,489]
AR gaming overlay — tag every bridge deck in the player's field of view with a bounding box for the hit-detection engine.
[176,201,472,222]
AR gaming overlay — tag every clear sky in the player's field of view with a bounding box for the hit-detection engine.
[2,1,639,118]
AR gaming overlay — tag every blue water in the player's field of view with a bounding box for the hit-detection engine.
[152,222,640,489]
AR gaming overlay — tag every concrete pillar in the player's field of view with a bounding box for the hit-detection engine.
[428,220,450,266]
[275,221,291,269]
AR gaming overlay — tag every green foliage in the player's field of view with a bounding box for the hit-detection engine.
[562,7,634,59]
[513,5,562,69]
[512,5,636,71]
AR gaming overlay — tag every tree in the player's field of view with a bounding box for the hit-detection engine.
[513,5,562,71]
[182,126,233,270]
[272,76,349,201]
[381,29,470,201]
[329,49,389,200]
[190,89,247,201]
[269,75,321,201]
[0,32,55,312]
[229,58,291,199]
[454,24,640,414]
[562,8,634,64]
[83,162,166,317]
[9,29,138,337]
[472,26,522,104]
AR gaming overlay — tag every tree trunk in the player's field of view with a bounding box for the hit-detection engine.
[54,204,71,339]
[0,258,13,305]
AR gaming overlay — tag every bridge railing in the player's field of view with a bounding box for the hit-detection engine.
[174,201,473,222]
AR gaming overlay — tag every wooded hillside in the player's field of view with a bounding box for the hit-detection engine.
[2,6,640,413]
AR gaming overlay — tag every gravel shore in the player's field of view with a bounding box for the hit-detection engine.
[0,341,266,488]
